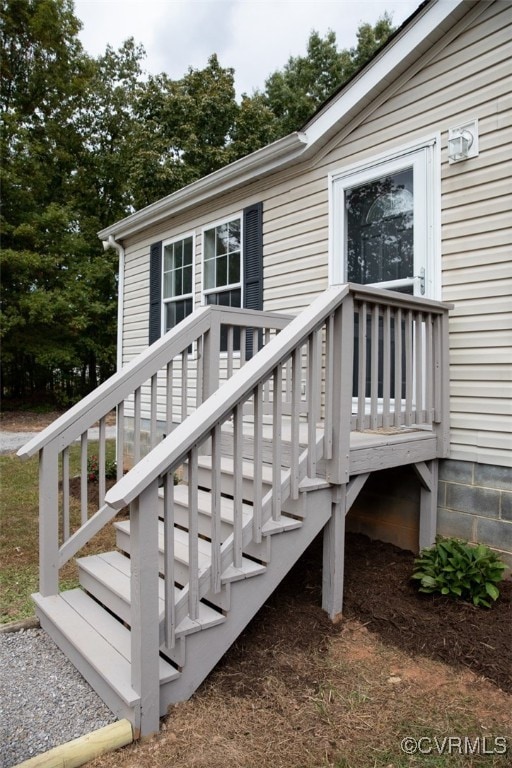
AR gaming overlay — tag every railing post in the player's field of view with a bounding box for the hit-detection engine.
[327,294,354,485]
[39,445,60,596]
[130,479,161,737]
[434,310,451,457]
[202,309,220,400]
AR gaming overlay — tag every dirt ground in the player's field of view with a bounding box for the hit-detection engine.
[91,534,512,768]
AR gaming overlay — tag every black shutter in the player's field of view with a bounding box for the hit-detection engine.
[243,202,263,358]
[149,241,162,345]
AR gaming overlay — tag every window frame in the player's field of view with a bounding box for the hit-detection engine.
[161,231,195,336]
[201,214,244,308]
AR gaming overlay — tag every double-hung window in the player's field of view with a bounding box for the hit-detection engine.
[203,218,242,308]
[162,235,194,333]
[203,218,242,351]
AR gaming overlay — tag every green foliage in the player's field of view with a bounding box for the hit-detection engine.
[412,538,506,608]
[87,454,117,482]
[0,1,396,406]
[263,15,395,135]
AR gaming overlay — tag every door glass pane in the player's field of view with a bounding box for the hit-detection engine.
[346,168,413,285]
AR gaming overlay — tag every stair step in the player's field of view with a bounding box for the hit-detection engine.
[167,484,253,538]
[195,455,275,500]
[114,520,267,584]
[195,456,307,518]
[62,588,178,684]
[78,551,225,636]
[34,590,139,716]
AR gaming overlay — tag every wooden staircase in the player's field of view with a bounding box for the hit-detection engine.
[33,443,332,733]
[19,284,451,738]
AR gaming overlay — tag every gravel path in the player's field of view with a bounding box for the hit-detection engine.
[0,627,118,768]
[0,426,118,455]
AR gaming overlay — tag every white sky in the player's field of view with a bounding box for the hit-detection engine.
[74,0,421,97]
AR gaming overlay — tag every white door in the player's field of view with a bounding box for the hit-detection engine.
[331,146,436,299]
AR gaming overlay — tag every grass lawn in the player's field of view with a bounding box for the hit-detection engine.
[0,440,117,623]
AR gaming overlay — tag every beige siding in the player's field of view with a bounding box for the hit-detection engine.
[121,0,511,466]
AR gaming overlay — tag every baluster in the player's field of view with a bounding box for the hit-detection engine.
[166,360,174,434]
[425,315,433,425]
[290,347,301,499]
[263,328,271,406]
[211,425,222,593]
[80,432,88,525]
[187,447,199,621]
[357,302,367,431]
[116,402,124,481]
[307,330,320,478]
[394,308,403,427]
[370,304,379,429]
[382,306,391,429]
[181,351,188,421]
[272,365,282,522]
[227,326,234,379]
[253,384,263,543]
[324,314,334,461]
[134,386,142,463]
[415,312,424,423]
[405,310,413,426]
[62,447,70,541]
[150,373,158,448]
[98,416,106,505]
[233,403,243,569]
[240,328,246,367]
[196,337,203,407]
[284,358,291,411]
[164,471,175,650]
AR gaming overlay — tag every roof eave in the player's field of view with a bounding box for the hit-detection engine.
[98,131,308,242]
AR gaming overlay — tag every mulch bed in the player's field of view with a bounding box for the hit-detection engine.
[218,532,512,696]
[341,533,512,694]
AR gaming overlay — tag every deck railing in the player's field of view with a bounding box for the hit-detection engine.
[19,283,451,735]
[17,305,292,596]
[101,284,450,727]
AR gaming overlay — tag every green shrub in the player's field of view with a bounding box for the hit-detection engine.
[412,537,506,608]
[87,454,117,482]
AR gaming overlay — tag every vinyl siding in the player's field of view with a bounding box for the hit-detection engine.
[120,0,511,466]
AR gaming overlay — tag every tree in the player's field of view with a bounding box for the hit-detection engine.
[263,15,395,136]
[129,55,243,209]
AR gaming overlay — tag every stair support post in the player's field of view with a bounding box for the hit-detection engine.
[322,486,347,620]
[39,445,60,596]
[327,295,354,485]
[130,479,161,737]
[414,460,439,551]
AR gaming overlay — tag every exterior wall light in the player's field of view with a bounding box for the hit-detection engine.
[448,119,479,164]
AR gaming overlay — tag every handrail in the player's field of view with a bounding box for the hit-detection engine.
[17,305,292,459]
[17,307,211,459]
[105,285,350,509]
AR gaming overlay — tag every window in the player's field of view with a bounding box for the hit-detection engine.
[203,218,241,308]
[149,203,263,347]
[346,168,414,294]
[203,218,242,350]
[163,235,194,332]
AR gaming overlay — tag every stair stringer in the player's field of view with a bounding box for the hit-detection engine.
[160,486,333,709]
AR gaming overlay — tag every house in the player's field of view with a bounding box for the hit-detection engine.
[19,0,511,739]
